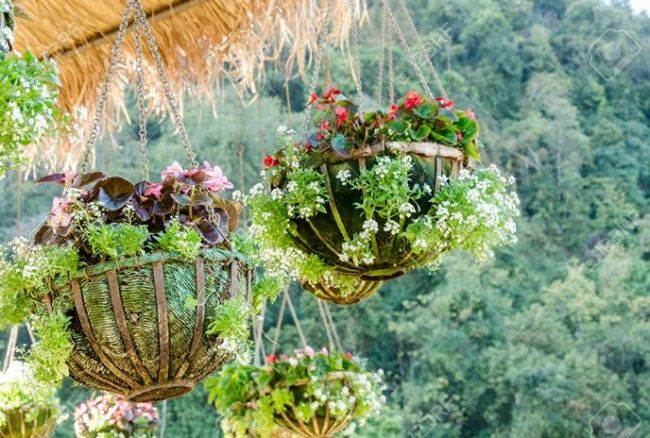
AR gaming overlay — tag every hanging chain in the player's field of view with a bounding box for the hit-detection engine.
[384,3,433,98]
[133,17,149,180]
[374,1,387,105]
[132,0,197,168]
[397,0,448,98]
[80,1,134,173]
[349,0,363,107]
[300,0,332,140]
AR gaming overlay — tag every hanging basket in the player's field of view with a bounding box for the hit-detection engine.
[300,275,383,305]
[0,407,57,438]
[274,142,467,281]
[74,393,158,437]
[46,250,252,402]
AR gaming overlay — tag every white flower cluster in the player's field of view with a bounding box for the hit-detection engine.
[407,165,520,263]
[336,169,352,184]
[340,219,379,266]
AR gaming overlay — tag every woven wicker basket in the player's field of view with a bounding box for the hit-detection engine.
[271,372,359,438]
[276,142,467,283]
[45,250,252,402]
[0,406,57,438]
[300,275,383,305]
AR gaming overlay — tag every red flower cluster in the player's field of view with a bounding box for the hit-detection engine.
[335,106,348,127]
[263,155,278,168]
[404,91,422,109]
[265,354,278,364]
[435,96,455,109]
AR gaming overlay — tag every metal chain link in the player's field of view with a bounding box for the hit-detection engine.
[397,0,448,98]
[349,0,363,107]
[133,17,149,180]
[300,0,332,140]
[132,0,197,168]
[80,0,134,173]
[385,2,433,98]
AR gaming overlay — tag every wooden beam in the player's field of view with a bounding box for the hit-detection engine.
[52,0,212,59]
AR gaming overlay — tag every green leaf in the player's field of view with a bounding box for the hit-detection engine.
[413,125,432,141]
[413,102,437,119]
[388,120,407,134]
[465,141,481,161]
[438,108,459,122]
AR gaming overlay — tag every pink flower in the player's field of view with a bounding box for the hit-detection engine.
[144,183,163,198]
[266,354,278,364]
[404,91,422,109]
[466,107,477,120]
[246,401,256,409]
[335,106,348,128]
[280,354,289,362]
[319,120,330,131]
[435,96,454,109]
[304,346,315,358]
[456,132,464,142]
[288,357,298,367]
[202,161,233,192]
[64,170,76,187]
[161,161,184,180]
[49,196,72,228]
[388,104,399,119]
[308,92,319,105]
[320,347,329,356]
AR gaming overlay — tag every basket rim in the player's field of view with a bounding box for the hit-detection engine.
[323,141,466,164]
[50,248,249,290]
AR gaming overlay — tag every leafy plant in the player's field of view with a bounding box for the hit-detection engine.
[0,361,61,433]
[74,394,158,438]
[0,50,66,173]
[205,348,386,437]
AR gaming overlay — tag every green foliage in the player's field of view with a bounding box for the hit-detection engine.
[28,312,73,387]
[0,361,60,429]
[206,350,386,437]
[84,223,149,260]
[0,50,65,173]
[206,297,253,362]
[154,219,202,261]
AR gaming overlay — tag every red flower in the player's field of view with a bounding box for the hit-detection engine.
[319,120,330,131]
[315,104,324,111]
[335,106,348,127]
[307,92,319,105]
[263,155,278,168]
[388,104,399,119]
[316,132,325,141]
[456,131,464,142]
[324,87,340,102]
[435,96,454,109]
[266,354,278,364]
[304,142,314,152]
[404,91,422,109]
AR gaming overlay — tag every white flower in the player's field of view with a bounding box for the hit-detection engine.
[276,125,288,134]
[383,219,400,235]
[337,169,352,183]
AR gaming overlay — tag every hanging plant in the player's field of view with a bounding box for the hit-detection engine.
[245,89,519,304]
[74,393,158,437]
[0,161,274,402]
[206,347,385,437]
[0,0,67,174]
[0,361,60,438]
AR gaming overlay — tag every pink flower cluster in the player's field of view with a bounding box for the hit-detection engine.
[161,160,233,193]
[49,196,72,228]
[74,394,158,436]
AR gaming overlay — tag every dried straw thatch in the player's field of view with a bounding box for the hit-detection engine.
[12,0,365,168]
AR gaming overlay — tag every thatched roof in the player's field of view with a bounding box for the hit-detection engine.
[12,0,364,168]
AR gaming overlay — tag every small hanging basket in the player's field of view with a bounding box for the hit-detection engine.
[0,407,57,438]
[46,250,252,402]
[275,141,466,281]
[74,393,158,437]
[300,274,383,305]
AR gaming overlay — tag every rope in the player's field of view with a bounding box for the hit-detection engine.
[374,2,387,105]
[270,292,288,356]
[284,289,308,348]
[385,2,433,98]
[2,326,18,372]
[396,0,448,98]
[316,301,335,350]
[348,0,363,107]
[300,0,332,140]
[323,304,343,352]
